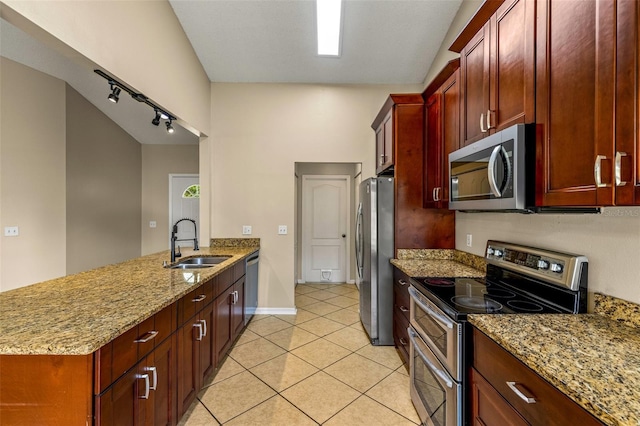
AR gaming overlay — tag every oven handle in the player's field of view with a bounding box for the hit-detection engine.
[408,287,454,330]
[408,328,453,389]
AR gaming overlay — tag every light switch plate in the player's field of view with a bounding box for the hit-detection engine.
[149,221,157,228]
[4,226,19,237]
[242,225,252,235]
[278,225,287,235]
[466,234,472,247]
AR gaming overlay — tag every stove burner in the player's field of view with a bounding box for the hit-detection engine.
[423,278,455,287]
[451,296,503,312]
[486,288,516,299]
[506,300,544,312]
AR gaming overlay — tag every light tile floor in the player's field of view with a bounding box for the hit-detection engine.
[179,283,420,425]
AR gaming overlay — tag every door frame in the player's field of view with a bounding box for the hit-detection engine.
[169,174,200,249]
[300,174,351,284]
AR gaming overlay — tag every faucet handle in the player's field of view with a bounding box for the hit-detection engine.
[176,245,182,258]
[163,260,168,267]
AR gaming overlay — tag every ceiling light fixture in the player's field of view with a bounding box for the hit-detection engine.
[166,119,175,134]
[317,0,343,56]
[95,69,176,134]
[152,109,162,126]
[107,81,121,103]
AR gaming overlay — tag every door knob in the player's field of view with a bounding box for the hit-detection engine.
[342,234,346,238]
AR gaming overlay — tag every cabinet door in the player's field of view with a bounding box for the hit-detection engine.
[176,320,199,417]
[215,291,233,365]
[536,0,616,206]
[615,0,640,205]
[199,303,216,385]
[97,367,140,426]
[147,337,176,426]
[383,110,394,169]
[424,93,442,208]
[440,69,460,204]
[460,22,490,147]
[375,123,385,173]
[470,368,528,426]
[489,0,535,132]
[231,278,245,339]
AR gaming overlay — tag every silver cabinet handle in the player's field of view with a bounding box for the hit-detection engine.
[200,319,207,337]
[193,322,204,341]
[480,113,487,133]
[408,328,453,388]
[436,187,441,201]
[136,373,150,399]
[432,187,438,201]
[486,109,493,130]
[192,294,207,303]
[408,287,454,329]
[399,306,409,313]
[594,155,608,188]
[134,330,158,343]
[144,366,157,391]
[399,337,407,346]
[234,290,239,304]
[398,279,407,286]
[615,151,628,186]
[506,381,536,403]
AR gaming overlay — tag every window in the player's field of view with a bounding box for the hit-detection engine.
[182,184,200,199]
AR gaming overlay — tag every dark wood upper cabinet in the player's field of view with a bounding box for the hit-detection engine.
[423,60,460,208]
[455,0,535,148]
[614,0,640,205]
[535,0,616,206]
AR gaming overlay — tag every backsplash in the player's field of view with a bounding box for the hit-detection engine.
[210,238,260,248]
[594,293,640,329]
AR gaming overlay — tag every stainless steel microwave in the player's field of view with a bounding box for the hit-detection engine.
[448,124,535,211]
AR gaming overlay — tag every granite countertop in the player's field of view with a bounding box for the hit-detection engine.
[470,306,640,426]
[0,241,259,356]
[391,249,486,278]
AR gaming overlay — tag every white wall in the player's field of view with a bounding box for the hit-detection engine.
[1,0,210,137]
[0,58,66,291]
[456,209,640,305]
[209,83,421,310]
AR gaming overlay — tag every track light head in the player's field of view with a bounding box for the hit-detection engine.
[166,119,175,134]
[152,110,161,126]
[107,82,121,103]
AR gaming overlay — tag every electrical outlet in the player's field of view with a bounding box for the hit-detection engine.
[278,225,287,235]
[466,234,472,247]
[4,226,19,237]
[242,225,252,235]
[149,221,157,228]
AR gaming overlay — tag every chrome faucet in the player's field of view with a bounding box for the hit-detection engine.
[171,218,199,262]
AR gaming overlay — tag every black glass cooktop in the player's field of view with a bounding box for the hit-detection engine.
[409,275,564,321]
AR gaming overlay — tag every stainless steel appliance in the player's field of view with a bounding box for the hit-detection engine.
[448,124,535,212]
[244,251,259,325]
[355,176,394,345]
[408,241,588,426]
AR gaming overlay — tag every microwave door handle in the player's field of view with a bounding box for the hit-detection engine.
[408,328,453,388]
[487,145,503,197]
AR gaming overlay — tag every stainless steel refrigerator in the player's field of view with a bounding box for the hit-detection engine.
[355,176,394,346]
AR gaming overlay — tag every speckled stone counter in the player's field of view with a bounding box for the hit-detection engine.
[0,243,259,355]
[391,249,485,278]
[469,294,640,426]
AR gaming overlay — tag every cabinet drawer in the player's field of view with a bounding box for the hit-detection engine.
[473,328,603,426]
[233,261,246,282]
[393,311,410,365]
[178,281,212,325]
[214,267,234,299]
[393,269,411,322]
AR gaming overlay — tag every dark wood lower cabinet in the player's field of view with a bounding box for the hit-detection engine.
[470,367,528,426]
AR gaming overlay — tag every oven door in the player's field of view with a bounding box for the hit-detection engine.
[409,327,461,426]
[409,286,462,381]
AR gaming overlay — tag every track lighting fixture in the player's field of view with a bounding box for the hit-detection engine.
[95,69,176,135]
[152,109,162,126]
[108,82,121,103]
[166,119,175,134]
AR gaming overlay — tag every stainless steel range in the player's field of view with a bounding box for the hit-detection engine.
[407,241,588,426]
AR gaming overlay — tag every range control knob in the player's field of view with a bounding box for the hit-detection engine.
[550,263,564,273]
[494,249,504,258]
[487,247,495,256]
[537,260,550,270]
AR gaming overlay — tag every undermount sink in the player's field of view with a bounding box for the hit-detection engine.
[167,255,232,269]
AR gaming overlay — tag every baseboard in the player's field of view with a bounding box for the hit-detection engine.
[347,279,355,284]
[297,279,306,284]
[254,307,298,316]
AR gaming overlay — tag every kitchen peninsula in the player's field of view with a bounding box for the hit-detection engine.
[0,238,259,425]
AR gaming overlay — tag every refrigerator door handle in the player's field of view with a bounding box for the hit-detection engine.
[355,202,363,279]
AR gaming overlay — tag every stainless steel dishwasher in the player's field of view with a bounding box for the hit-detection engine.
[245,251,259,325]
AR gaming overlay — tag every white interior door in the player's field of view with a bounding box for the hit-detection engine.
[302,175,349,283]
[170,174,199,248]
